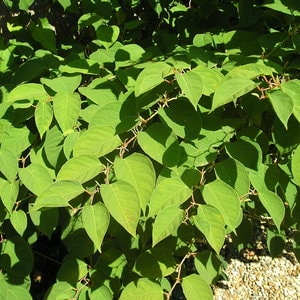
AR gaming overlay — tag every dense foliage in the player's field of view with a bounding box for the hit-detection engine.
[1,0,300,299]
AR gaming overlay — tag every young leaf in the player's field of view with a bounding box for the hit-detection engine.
[269,90,293,129]
[57,155,103,184]
[181,274,213,300]
[34,100,53,138]
[19,163,53,196]
[53,92,81,134]
[211,78,257,111]
[152,206,185,247]
[175,69,203,109]
[81,202,110,252]
[0,148,18,182]
[292,145,300,186]
[137,123,180,168]
[149,178,192,217]
[100,181,140,237]
[120,278,163,300]
[114,153,156,213]
[10,210,27,236]
[201,179,242,232]
[31,180,84,211]
[73,126,121,158]
[193,205,225,254]
[135,62,172,96]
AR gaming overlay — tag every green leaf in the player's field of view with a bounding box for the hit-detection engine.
[134,247,176,278]
[114,153,156,213]
[175,69,203,109]
[0,280,32,300]
[19,163,53,196]
[63,131,80,159]
[31,180,84,211]
[96,247,127,278]
[81,202,110,252]
[193,66,223,96]
[96,25,120,49]
[115,44,146,68]
[135,62,173,96]
[194,250,222,284]
[215,158,250,197]
[292,145,300,186]
[120,278,163,300]
[0,236,33,277]
[44,282,75,299]
[0,148,18,181]
[269,90,293,129]
[149,178,192,217]
[34,100,53,138]
[57,256,88,284]
[41,74,82,93]
[181,274,213,300]
[152,206,185,246]
[7,83,48,103]
[30,17,56,53]
[62,216,96,258]
[258,190,285,231]
[57,155,103,184]
[137,123,180,168]
[1,125,34,156]
[10,210,27,236]
[225,137,262,170]
[100,181,140,237]
[0,180,19,213]
[158,98,202,140]
[193,205,225,254]
[267,228,285,257]
[73,126,121,157]
[281,79,300,122]
[201,179,242,232]
[59,59,100,75]
[211,78,257,111]
[262,1,300,16]
[89,100,138,134]
[90,285,113,300]
[30,208,58,239]
[226,63,274,79]
[43,125,64,168]
[53,92,81,134]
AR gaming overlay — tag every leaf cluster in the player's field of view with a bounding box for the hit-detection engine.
[1,0,300,299]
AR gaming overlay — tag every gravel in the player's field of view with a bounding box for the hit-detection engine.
[213,254,300,300]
